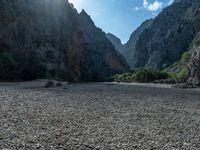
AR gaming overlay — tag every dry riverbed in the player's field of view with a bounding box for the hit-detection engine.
[0,81,200,149]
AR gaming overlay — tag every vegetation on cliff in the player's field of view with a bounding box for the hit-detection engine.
[109,33,200,85]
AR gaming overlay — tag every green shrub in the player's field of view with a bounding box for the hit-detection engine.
[181,50,193,67]
[0,50,49,81]
[194,35,200,46]
[14,50,48,80]
[109,68,169,83]
[0,52,18,80]
[166,68,189,83]
[176,69,189,82]
[134,68,169,83]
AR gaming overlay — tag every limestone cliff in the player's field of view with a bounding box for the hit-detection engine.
[188,34,200,85]
[127,0,200,69]
[0,0,128,81]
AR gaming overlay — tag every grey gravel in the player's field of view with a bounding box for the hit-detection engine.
[0,82,200,150]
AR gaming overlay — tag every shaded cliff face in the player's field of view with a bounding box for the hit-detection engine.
[106,33,125,55]
[105,33,129,67]
[0,0,128,81]
[106,19,153,68]
[77,11,129,81]
[124,19,153,68]
[133,0,200,69]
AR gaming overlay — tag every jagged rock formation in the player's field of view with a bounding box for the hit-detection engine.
[188,34,200,85]
[128,0,200,69]
[0,0,128,81]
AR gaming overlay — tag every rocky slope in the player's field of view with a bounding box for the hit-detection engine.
[0,0,128,82]
[188,34,200,85]
[133,0,200,69]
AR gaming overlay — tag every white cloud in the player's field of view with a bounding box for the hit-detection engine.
[143,0,163,11]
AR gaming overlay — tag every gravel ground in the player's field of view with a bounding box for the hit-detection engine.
[0,82,200,150]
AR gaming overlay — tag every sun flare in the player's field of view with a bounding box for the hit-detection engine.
[68,0,82,8]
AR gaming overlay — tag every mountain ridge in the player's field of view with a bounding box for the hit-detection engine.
[0,0,128,81]
[134,0,200,69]
[106,0,200,71]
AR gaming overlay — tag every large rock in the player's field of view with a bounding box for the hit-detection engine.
[0,0,128,82]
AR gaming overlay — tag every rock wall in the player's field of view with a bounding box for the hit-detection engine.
[188,34,200,85]
[0,0,128,81]
[121,0,200,69]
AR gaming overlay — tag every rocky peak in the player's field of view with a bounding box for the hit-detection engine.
[79,9,95,25]
[80,9,88,15]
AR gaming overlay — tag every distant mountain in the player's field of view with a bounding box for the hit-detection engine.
[124,19,153,68]
[133,0,200,69]
[106,33,125,56]
[106,19,153,68]
[0,0,128,81]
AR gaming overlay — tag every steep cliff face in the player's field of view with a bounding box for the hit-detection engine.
[188,34,200,85]
[77,11,128,81]
[133,0,200,69]
[106,19,153,68]
[0,0,128,81]
[124,19,153,68]
[106,33,125,56]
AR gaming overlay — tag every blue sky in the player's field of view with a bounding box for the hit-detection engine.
[69,0,174,43]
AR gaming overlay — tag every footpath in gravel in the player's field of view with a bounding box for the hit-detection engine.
[0,82,200,150]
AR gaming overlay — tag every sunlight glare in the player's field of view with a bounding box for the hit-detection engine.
[68,0,82,11]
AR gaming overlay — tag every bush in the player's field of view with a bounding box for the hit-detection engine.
[13,50,48,80]
[0,52,18,80]
[181,51,193,67]
[194,35,200,46]
[109,68,169,83]
[166,68,189,83]
[134,68,169,83]
[176,69,189,82]
[0,50,50,81]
